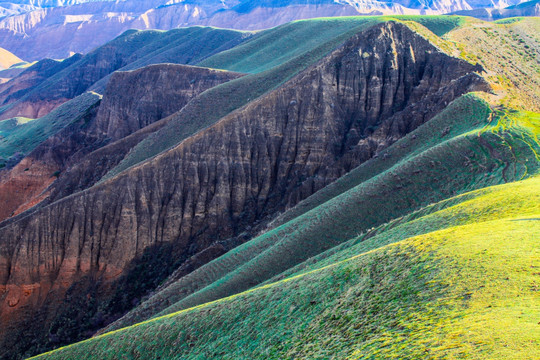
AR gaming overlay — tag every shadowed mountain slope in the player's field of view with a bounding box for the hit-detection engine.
[0,54,83,115]
[100,15,469,181]
[0,63,242,223]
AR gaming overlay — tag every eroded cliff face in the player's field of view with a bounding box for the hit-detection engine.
[94,64,244,140]
[0,22,489,358]
[0,64,242,224]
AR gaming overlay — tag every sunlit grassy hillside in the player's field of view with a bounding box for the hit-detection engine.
[101,94,540,332]
[31,172,540,359]
[447,17,540,111]
[34,95,540,360]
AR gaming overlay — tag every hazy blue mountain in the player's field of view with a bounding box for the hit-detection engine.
[450,0,540,19]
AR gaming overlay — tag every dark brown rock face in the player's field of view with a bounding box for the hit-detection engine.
[0,21,489,358]
[0,64,242,224]
[94,64,244,141]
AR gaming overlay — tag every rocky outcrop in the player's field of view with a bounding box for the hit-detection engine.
[0,21,490,358]
[93,64,243,141]
[0,64,242,224]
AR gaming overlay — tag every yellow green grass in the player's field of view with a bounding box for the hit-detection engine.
[21,16,540,359]
[30,101,540,358]
[100,95,540,332]
[447,17,540,111]
[31,174,540,359]
[270,174,540,283]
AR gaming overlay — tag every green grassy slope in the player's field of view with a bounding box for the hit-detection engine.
[31,173,540,359]
[0,92,101,168]
[269,171,540,284]
[448,17,540,112]
[101,93,539,332]
[0,116,34,135]
[198,17,379,73]
[198,16,466,74]
[272,93,492,227]
[146,100,540,320]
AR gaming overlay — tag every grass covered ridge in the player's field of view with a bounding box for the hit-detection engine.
[105,94,540,332]
[31,174,540,359]
[34,99,540,359]
[447,17,540,111]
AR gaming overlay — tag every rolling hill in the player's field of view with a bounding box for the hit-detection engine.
[30,175,540,359]
[0,14,538,360]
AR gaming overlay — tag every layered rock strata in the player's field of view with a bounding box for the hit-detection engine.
[0,64,242,223]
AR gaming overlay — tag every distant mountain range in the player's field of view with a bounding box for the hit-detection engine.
[451,0,540,19]
[0,0,115,17]
[0,0,532,60]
